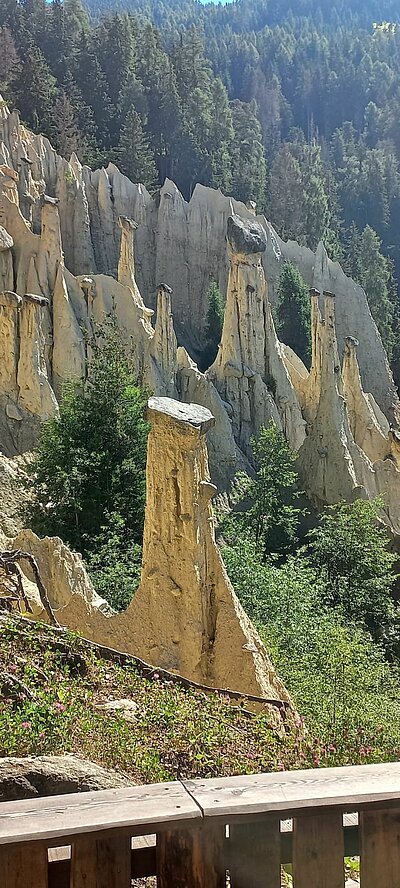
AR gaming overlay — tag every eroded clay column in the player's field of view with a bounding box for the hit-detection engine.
[149,283,177,396]
[18,294,58,421]
[128,396,294,721]
[0,290,22,405]
[117,215,139,294]
[130,397,216,680]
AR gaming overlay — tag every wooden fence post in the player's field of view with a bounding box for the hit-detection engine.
[0,843,48,888]
[157,824,226,887]
[360,808,400,888]
[71,835,131,888]
[229,818,281,888]
[293,813,344,888]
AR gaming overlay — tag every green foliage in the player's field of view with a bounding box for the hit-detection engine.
[230,99,267,209]
[200,281,224,370]
[307,498,398,648]
[276,261,311,367]
[222,538,400,761]
[114,107,158,191]
[345,224,395,356]
[29,319,149,610]
[226,423,302,560]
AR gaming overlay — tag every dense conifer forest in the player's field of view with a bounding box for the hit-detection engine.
[2,0,400,371]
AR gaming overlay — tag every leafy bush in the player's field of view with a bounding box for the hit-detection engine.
[307,499,398,649]
[223,538,400,761]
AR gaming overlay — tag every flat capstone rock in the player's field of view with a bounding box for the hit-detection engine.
[147,397,215,431]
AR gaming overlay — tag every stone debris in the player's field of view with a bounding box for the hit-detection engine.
[98,699,139,721]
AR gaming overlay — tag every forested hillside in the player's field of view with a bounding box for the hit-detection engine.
[1,0,400,369]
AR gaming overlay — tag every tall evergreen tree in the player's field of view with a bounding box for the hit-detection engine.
[0,26,21,102]
[115,107,157,191]
[346,224,395,356]
[230,99,266,209]
[276,261,311,367]
[12,32,56,131]
[266,143,304,241]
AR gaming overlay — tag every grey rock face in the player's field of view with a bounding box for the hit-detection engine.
[227,214,267,255]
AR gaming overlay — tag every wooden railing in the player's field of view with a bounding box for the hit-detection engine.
[1,762,400,886]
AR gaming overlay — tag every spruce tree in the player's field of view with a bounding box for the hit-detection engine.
[346,224,394,356]
[276,261,312,367]
[116,108,157,191]
[266,144,304,241]
[230,99,266,209]
[0,26,21,101]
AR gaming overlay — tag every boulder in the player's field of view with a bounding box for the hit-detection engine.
[0,756,130,801]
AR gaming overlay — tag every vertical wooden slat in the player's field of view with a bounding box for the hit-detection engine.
[229,818,281,888]
[157,824,225,888]
[71,835,131,888]
[293,813,344,888]
[0,843,48,888]
[360,808,400,888]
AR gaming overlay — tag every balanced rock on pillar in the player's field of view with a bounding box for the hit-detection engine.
[127,396,293,719]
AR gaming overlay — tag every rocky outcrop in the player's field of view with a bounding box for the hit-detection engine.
[0,94,398,526]
[177,347,243,489]
[208,214,305,456]
[0,99,394,429]
[0,290,57,455]
[0,453,30,545]
[11,529,111,617]
[296,291,400,533]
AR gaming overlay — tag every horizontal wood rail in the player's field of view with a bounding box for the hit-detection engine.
[1,762,400,886]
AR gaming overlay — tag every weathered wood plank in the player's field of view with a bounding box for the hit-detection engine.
[156,824,225,888]
[360,808,400,888]
[184,762,400,821]
[292,813,344,888]
[229,818,281,888]
[0,781,200,845]
[71,835,131,888]
[0,843,48,888]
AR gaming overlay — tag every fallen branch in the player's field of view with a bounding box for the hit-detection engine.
[0,670,36,700]
[0,551,60,628]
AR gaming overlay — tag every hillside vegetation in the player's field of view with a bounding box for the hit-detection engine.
[1,611,400,778]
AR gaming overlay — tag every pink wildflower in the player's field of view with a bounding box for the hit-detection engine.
[21,721,31,729]
[54,702,66,712]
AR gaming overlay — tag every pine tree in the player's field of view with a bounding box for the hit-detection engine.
[230,99,266,208]
[12,32,56,131]
[346,225,395,357]
[116,107,157,191]
[0,26,21,102]
[266,143,304,241]
[276,261,311,367]
[51,89,85,159]
[298,140,330,250]
[74,32,114,148]
[135,22,182,183]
